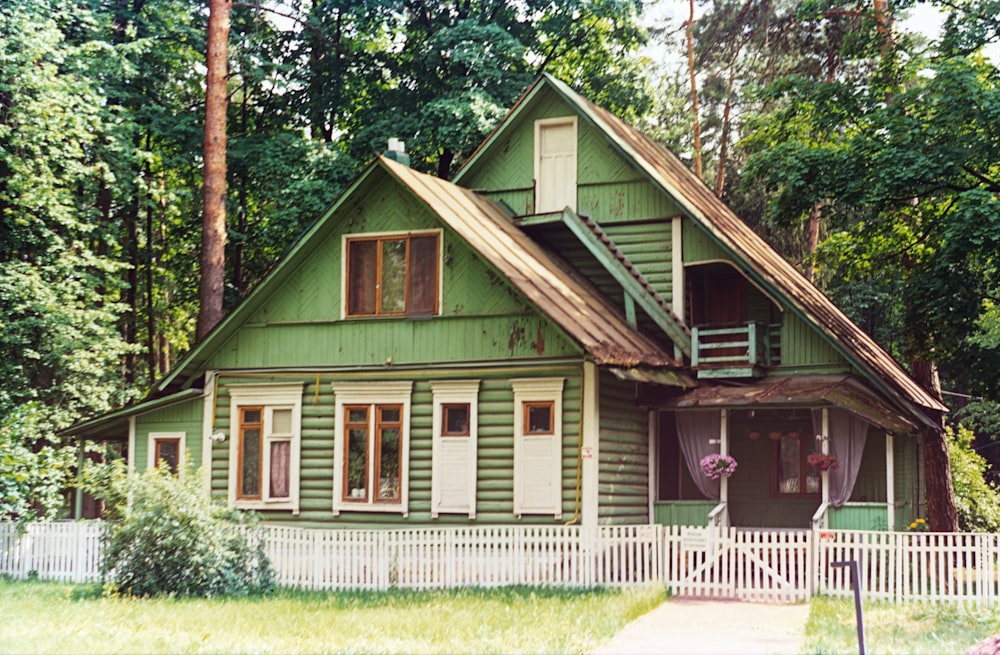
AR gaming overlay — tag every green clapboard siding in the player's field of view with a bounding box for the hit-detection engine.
[133,397,204,472]
[209,367,582,528]
[597,371,650,525]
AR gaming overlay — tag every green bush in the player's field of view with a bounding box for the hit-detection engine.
[85,462,274,598]
[948,425,1000,532]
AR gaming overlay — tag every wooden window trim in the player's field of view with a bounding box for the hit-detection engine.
[441,403,471,437]
[331,381,413,516]
[226,383,304,513]
[523,401,555,435]
[151,436,182,474]
[770,437,820,498]
[342,405,370,503]
[375,405,403,503]
[345,232,439,318]
[237,406,264,501]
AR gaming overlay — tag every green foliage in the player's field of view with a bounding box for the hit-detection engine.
[947,425,1000,532]
[84,462,274,598]
[0,405,74,523]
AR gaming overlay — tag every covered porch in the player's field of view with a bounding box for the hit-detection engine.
[652,375,925,531]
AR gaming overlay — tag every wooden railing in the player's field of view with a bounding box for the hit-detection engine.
[5,522,1000,604]
[691,322,781,376]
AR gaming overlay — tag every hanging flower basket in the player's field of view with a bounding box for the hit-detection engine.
[768,431,783,441]
[807,452,839,472]
[700,453,738,480]
[747,431,761,441]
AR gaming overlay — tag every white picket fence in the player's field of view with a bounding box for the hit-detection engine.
[3,522,1000,604]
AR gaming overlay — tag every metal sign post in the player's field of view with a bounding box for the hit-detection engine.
[832,560,866,655]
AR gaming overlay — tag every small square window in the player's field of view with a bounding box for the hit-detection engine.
[525,402,554,435]
[442,404,471,436]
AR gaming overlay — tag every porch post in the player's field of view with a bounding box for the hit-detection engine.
[720,409,729,509]
[74,441,86,520]
[581,361,600,528]
[885,433,895,530]
[127,416,136,472]
[821,408,830,527]
[202,370,218,495]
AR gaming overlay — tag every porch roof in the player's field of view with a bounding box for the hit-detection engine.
[661,374,921,435]
[60,388,203,442]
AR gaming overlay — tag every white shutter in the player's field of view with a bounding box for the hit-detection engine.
[430,381,480,518]
[512,378,565,519]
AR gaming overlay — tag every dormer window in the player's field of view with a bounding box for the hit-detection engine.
[534,117,577,213]
[346,232,440,317]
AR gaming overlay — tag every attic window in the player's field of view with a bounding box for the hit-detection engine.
[346,232,439,317]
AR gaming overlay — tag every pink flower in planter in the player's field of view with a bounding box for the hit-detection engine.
[700,454,738,480]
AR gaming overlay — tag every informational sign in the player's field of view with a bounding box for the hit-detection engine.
[581,446,593,459]
[681,526,711,552]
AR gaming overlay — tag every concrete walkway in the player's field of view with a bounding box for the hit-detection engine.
[589,598,811,655]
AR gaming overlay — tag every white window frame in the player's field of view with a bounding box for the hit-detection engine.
[332,381,413,516]
[512,378,565,519]
[534,117,578,213]
[227,382,304,513]
[431,380,480,519]
[147,431,186,472]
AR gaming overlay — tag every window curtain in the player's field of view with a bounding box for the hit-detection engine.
[675,410,723,500]
[812,408,870,506]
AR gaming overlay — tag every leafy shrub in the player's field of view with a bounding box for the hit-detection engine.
[85,462,274,598]
[948,425,1000,532]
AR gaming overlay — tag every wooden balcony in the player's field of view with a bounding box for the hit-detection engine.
[691,322,781,379]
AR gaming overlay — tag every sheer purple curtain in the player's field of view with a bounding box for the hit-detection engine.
[812,408,870,506]
[675,410,722,500]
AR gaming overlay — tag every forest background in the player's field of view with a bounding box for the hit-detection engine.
[2,0,999,524]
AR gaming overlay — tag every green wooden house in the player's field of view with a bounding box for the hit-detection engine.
[68,74,946,532]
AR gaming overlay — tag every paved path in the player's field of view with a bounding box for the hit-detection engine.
[589,598,811,655]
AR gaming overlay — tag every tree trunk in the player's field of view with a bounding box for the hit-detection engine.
[714,61,736,198]
[197,0,231,341]
[686,0,702,179]
[804,201,821,283]
[911,358,959,532]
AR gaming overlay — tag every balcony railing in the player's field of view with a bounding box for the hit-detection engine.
[690,322,780,378]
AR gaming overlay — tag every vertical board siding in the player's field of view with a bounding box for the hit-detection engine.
[779,312,845,368]
[597,372,650,524]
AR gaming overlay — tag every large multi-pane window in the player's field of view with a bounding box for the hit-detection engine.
[346,233,439,317]
[227,383,303,512]
[342,404,403,504]
[332,381,413,515]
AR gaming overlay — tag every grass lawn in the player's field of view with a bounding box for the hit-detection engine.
[0,578,664,654]
[803,596,1000,654]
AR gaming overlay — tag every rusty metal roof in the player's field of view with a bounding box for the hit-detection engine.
[380,157,682,370]
[536,75,946,416]
[663,374,920,435]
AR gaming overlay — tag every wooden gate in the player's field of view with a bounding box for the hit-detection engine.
[665,527,812,602]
